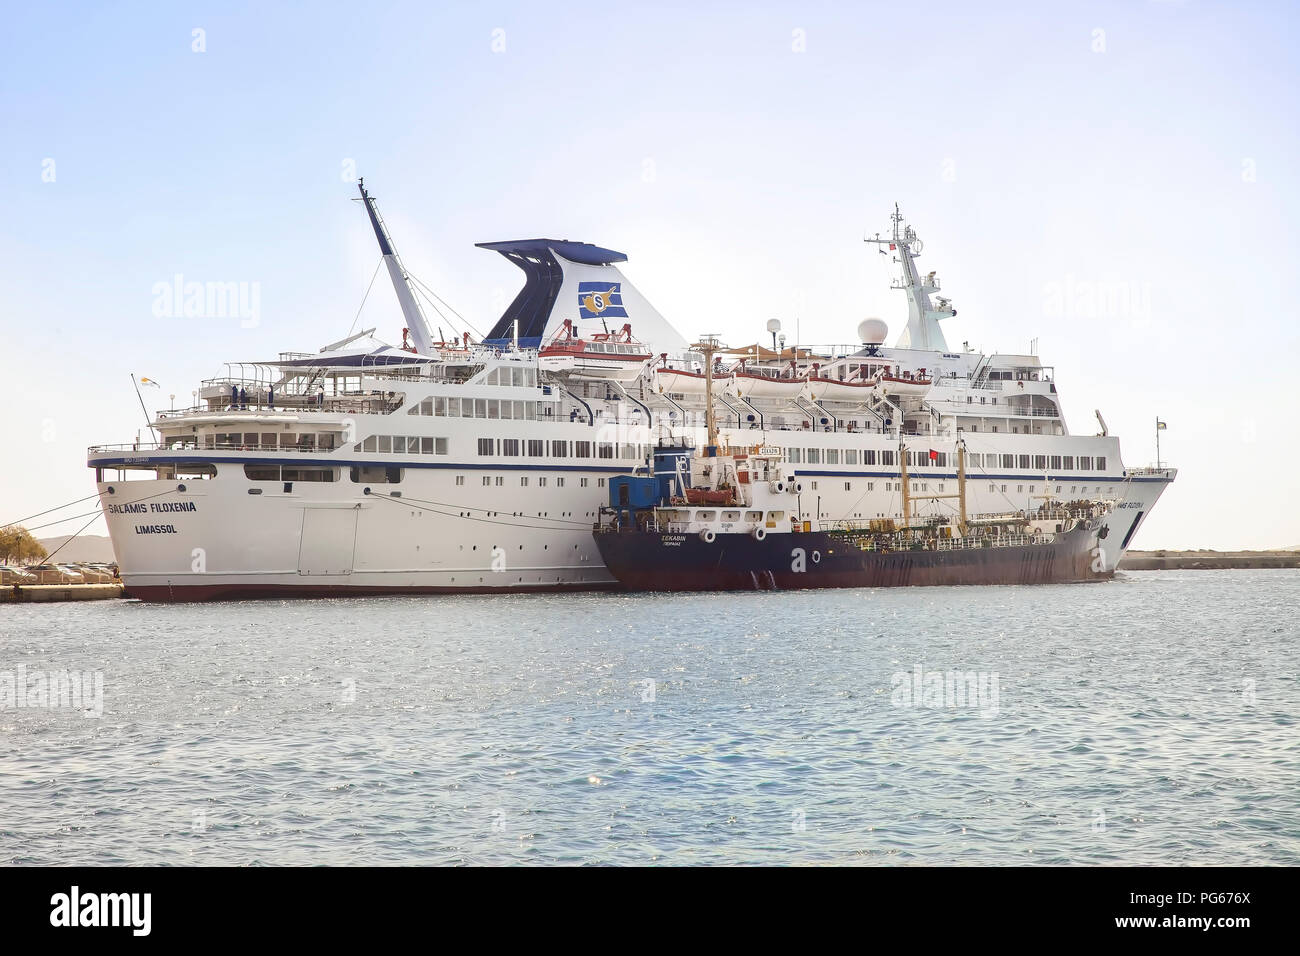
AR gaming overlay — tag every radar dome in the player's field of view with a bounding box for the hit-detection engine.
[858,318,888,344]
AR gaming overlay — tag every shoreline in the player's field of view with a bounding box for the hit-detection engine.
[1119,550,1300,570]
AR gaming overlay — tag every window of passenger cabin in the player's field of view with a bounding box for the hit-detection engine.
[482,476,491,486]
[810,481,818,490]
[502,439,520,456]
[1001,454,1015,468]
[351,466,399,483]
[1096,457,1106,470]
[521,477,528,486]
[528,440,544,456]
[580,478,588,487]
[1034,455,1046,470]
[826,449,840,464]
[881,450,895,466]
[597,478,605,487]
[434,397,447,416]
[845,450,859,465]
[474,399,487,418]
[477,438,494,456]
[575,441,592,457]
[244,464,280,481]
[556,477,565,487]
[844,481,851,491]
[551,440,568,457]
[864,450,877,465]
[1050,455,1062,470]
[1018,455,1030,469]
[620,444,636,459]
[806,448,820,464]
[598,443,615,459]
[1078,456,1092,470]
[538,477,547,487]
[495,476,504,486]
[455,476,465,486]
[787,448,802,463]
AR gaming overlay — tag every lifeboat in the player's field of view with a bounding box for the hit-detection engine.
[806,375,880,403]
[684,487,737,505]
[654,367,712,395]
[538,321,652,382]
[732,370,806,399]
[879,370,933,396]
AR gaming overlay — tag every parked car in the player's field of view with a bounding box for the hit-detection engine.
[26,564,85,584]
[71,564,113,584]
[0,566,38,586]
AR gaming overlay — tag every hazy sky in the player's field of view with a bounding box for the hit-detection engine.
[2,1,1297,550]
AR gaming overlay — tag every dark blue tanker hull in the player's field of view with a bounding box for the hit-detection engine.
[593,525,1109,591]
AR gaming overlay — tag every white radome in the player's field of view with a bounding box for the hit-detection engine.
[858,317,888,344]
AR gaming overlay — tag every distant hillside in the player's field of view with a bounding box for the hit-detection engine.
[35,534,117,564]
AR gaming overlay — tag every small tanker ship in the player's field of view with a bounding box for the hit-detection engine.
[594,442,1113,591]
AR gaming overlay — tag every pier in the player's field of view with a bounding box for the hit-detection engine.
[1,583,125,603]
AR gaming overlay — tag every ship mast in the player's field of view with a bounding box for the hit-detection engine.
[356,179,437,356]
[864,203,954,352]
[692,335,723,452]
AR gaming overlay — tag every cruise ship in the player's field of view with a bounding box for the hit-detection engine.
[88,184,1176,600]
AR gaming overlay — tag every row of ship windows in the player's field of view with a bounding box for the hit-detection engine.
[467,476,607,488]
[408,397,543,419]
[236,466,1114,500]
[477,439,643,459]
[241,464,613,489]
[970,453,1106,471]
[783,449,1106,471]
[212,432,340,450]
[353,435,449,455]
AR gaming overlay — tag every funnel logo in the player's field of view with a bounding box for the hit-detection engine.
[578,282,627,319]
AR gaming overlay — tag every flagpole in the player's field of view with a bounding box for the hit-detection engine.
[1155,416,1161,469]
[131,374,156,439]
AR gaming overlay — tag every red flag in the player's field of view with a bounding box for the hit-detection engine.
[929,449,938,460]
[889,243,896,251]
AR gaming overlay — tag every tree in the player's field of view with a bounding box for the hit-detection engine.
[0,526,48,565]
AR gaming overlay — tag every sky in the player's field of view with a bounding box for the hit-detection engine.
[2,0,1297,550]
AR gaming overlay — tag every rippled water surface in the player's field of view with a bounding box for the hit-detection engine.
[1,570,1296,865]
